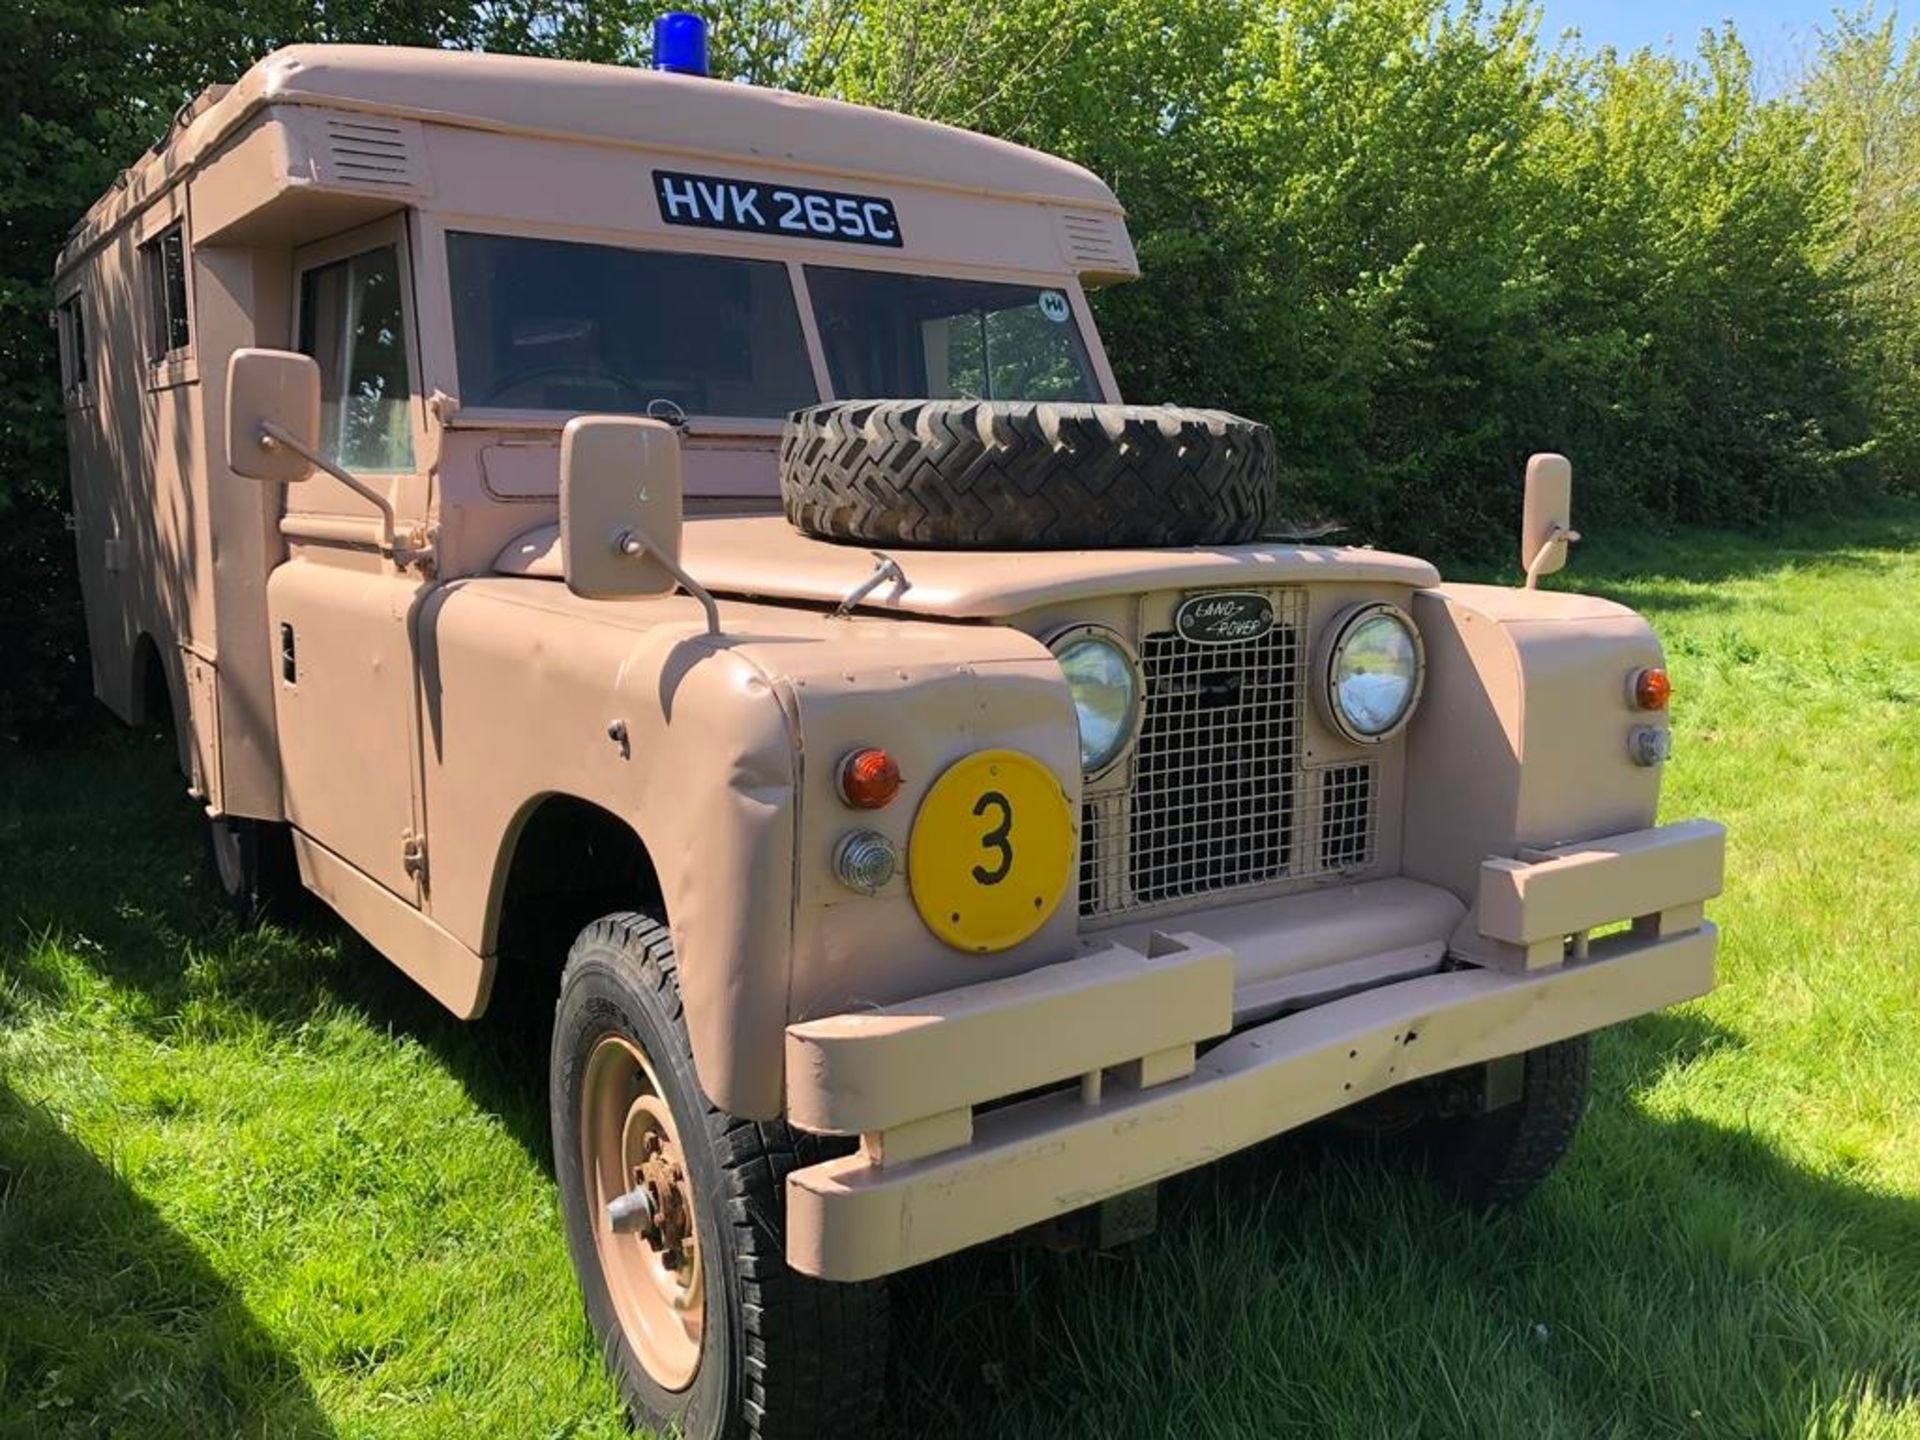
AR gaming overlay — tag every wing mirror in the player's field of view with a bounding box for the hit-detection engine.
[226,348,320,484]
[559,415,718,631]
[225,348,420,566]
[1520,452,1579,589]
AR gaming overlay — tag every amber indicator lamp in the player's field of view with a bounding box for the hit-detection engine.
[1630,666,1672,711]
[838,748,903,809]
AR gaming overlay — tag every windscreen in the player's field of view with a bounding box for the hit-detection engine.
[445,232,818,418]
[805,267,1100,403]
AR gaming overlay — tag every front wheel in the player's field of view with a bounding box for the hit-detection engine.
[551,912,888,1439]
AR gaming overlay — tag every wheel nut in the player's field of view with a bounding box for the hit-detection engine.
[607,1185,657,1235]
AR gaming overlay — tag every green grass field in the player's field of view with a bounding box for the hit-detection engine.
[3,507,1916,1439]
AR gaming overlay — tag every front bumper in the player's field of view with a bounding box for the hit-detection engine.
[784,820,1723,1282]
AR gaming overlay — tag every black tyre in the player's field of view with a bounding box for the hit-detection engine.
[1416,1037,1592,1208]
[779,399,1274,549]
[551,912,888,1440]
[204,815,301,921]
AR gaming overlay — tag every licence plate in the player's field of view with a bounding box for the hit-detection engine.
[653,170,904,248]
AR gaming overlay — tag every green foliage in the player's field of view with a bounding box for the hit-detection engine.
[865,0,1908,552]
[1807,8,1920,497]
[2,0,1918,739]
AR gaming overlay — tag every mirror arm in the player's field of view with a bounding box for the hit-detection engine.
[617,528,721,637]
[260,420,423,567]
[1523,522,1581,590]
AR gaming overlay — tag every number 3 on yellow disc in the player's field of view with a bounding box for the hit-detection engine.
[909,749,1075,953]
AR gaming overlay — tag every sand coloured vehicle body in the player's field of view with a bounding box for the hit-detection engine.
[54,24,1723,1438]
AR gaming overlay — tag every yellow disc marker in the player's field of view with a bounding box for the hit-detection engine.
[909,749,1075,953]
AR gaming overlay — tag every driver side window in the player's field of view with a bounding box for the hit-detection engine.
[298,245,415,473]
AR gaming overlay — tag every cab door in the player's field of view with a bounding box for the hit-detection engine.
[268,215,433,901]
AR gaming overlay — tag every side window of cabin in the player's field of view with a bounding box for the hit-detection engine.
[140,224,191,362]
[55,293,90,399]
[298,245,415,474]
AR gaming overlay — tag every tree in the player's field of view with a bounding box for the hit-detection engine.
[1806,6,1920,495]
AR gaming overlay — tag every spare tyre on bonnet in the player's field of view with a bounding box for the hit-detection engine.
[779,399,1275,549]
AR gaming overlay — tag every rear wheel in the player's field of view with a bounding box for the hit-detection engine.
[203,814,301,921]
[551,912,888,1439]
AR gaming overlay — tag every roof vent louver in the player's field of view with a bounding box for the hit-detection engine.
[315,114,424,193]
[1055,210,1139,281]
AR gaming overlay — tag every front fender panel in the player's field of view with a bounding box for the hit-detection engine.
[1402,583,1666,905]
[420,582,799,1115]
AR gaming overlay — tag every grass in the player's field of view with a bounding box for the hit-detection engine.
[3,504,1918,1439]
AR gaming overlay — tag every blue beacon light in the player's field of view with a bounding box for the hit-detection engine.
[652,12,710,77]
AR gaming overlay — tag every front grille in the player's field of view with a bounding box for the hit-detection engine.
[1079,589,1377,919]
[1316,762,1376,870]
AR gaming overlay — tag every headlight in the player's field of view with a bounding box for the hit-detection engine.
[1325,604,1424,742]
[1049,625,1141,775]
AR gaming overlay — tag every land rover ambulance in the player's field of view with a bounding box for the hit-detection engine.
[54,21,1724,1437]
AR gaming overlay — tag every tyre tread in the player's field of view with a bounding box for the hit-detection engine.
[779,399,1274,549]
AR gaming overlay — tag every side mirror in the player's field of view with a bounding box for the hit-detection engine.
[227,348,321,484]
[1520,452,1577,587]
[560,415,685,601]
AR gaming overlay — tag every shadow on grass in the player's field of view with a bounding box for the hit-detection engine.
[7,719,1917,1439]
[877,1007,1920,1439]
[0,720,561,1171]
[0,1086,336,1440]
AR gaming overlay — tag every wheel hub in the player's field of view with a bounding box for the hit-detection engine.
[626,1122,696,1275]
[581,1033,705,1389]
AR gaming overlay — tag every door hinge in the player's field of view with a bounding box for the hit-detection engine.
[402,830,428,882]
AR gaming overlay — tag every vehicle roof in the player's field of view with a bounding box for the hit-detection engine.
[60,44,1124,271]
